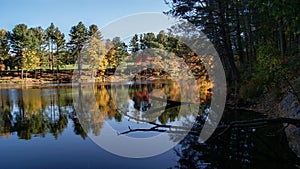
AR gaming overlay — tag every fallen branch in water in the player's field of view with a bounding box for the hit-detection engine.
[116,109,190,136]
[117,114,300,136]
[216,117,300,136]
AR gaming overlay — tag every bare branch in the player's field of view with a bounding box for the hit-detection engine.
[117,114,300,137]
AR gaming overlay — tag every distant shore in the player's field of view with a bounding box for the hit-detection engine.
[0,72,177,89]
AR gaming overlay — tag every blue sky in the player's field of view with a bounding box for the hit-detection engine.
[1,0,170,37]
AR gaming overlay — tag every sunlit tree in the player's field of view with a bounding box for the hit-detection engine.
[21,49,40,79]
[0,29,10,70]
[68,22,88,77]
[87,36,107,78]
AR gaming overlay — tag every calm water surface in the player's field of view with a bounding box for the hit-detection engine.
[0,81,299,169]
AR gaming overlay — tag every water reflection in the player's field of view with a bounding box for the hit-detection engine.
[0,88,75,139]
[0,80,211,140]
[174,110,300,169]
[1,83,299,168]
[72,80,209,141]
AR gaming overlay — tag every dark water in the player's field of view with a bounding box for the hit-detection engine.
[0,82,299,169]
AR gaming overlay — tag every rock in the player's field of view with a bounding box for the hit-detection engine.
[280,92,300,157]
[285,127,300,158]
[279,92,296,113]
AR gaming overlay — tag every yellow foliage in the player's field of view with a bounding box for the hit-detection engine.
[22,49,40,71]
[0,29,6,36]
[0,132,10,138]
[92,85,111,124]
[22,89,43,118]
[85,37,107,74]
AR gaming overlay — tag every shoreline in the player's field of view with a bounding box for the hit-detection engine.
[0,76,177,89]
[0,73,194,88]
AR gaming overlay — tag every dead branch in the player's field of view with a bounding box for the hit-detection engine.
[117,114,300,136]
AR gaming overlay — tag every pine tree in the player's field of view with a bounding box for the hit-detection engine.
[68,21,88,77]
[129,34,139,53]
[0,29,9,70]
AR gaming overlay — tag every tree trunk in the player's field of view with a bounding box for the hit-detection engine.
[40,68,43,79]
[77,50,81,79]
[56,65,59,81]
[217,0,240,81]
[245,12,254,74]
[235,5,244,65]
[51,42,54,71]
[278,19,286,57]
[21,68,24,80]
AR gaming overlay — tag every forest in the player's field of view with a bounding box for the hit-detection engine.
[0,0,299,103]
[1,1,300,167]
[165,0,300,101]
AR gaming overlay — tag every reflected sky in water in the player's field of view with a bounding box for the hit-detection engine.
[0,82,188,169]
[0,82,299,168]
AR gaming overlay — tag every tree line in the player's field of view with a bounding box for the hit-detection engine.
[1,0,299,99]
[0,22,130,78]
[165,0,300,98]
[0,22,210,80]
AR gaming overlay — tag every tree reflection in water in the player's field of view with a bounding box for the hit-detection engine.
[0,87,74,139]
[1,83,299,168]
[173,110,300,169]
[0,80,209,139]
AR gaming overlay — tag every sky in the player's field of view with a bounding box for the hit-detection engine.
[1,0,170,38]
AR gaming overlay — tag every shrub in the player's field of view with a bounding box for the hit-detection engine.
[252,41,287,89]
[239,80,264,100]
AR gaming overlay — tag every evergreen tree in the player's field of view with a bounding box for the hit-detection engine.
[112,37,128,66]
[129,34,139,53]
[9,24,30,56]
[68,22,88,77]
[0,29,10,69]
[165,0,241,81]
[88,24,102,40]
[46,23,66,70]
[9,24,32,77]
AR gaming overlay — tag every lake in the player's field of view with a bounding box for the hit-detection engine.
[0,81,299,169]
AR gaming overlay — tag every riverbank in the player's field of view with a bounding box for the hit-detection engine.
[279,91,300,158]
[1,73,300,158]
[0,70,195,88]
[0,74,178,90]
[0,71,73,83]
[227,77,300,157]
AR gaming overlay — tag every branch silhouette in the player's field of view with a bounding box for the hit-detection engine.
[116,109,192,135]
[117,109,300,136]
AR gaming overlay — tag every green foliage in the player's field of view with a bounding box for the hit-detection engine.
[112,37,128,65]
[0,29,10,67]
[165,0,300,89]
[68,21,88,63]
[258,0,300,32]
[252,41,284,87]
[165,0,241,79]
[88,24,102,40]
[21,50,40,71]
[9,24,47,70]
[9,24,30,55]
[129,34,139,52]
[83,36,107,75]
[46,23,66,69]
[69,22,88,47]
[28,27,45,50]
